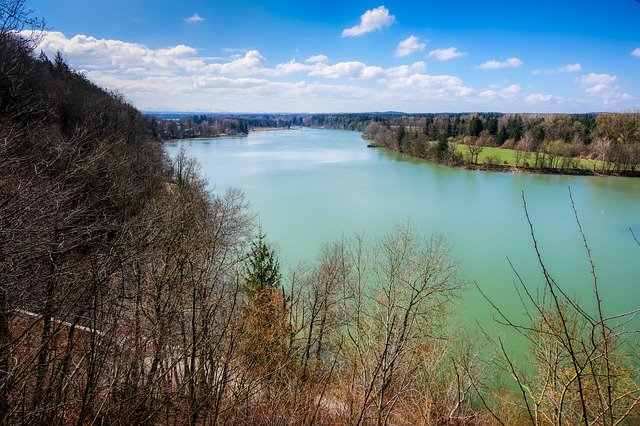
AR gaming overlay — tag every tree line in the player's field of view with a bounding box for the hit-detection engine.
[147,113,303,140]
[361,113,640,173]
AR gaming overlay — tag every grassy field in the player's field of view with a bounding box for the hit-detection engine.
[451,142,603,170]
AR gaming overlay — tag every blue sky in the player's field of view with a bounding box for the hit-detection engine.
[26,0,640,112]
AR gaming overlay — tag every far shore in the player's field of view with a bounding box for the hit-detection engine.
[250,126,299,132]
[366,143,640,178]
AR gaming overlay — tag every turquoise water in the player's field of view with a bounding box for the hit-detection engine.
[165,128,640,335]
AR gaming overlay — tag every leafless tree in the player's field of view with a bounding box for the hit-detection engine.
[478,190,640,425]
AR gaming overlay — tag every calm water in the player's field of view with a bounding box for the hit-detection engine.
[166,128,640,336]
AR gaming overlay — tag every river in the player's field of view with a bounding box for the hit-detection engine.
[166,127,640,338]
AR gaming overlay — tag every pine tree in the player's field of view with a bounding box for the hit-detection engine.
[242,232,288,366]
[245,232,281,299]
[497,126,508,146]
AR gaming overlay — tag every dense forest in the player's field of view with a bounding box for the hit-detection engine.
[2,2,640,424]
[148,113,304,140]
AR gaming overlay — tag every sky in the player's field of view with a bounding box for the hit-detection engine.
[24,0,640,113]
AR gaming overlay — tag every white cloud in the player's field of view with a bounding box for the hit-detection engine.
[477,57,523,70]
[525,93,555,103]
[577,73,633,105]
[341,6,395,37]
[580,73,617,85]
[394,36,426,57]
[502,84,521,95]
[428,47,467,61]
[271,59,424,81]
[361,66,385,79]
[478,84,521,101]
[389,73,475,99]
[631,48,640,57]
[274,60,312,75]
[28,30,635,112]
[32,31,202,71]
[533,63,582,75]
[558,63,581,73]
[305,54,328,63]
[386,62,427,78]
[309,61,371,79]
[585,83,609,94]
[208,50,266,74]
[185,14,204,23]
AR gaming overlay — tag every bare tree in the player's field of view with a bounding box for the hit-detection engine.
[466,138,485,165]
[478,190,640,425]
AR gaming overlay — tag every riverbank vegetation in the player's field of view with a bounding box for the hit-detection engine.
[150,111,640,176]
[148,113,303,140]
[361,114,640,176]
[2,3,640,423]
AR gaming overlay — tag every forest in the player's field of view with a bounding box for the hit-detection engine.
[2,2,640,424]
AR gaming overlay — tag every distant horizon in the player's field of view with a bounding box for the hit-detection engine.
[27,0,640,113]
[142,110,617,116]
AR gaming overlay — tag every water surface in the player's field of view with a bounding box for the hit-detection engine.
[166,128,640,336]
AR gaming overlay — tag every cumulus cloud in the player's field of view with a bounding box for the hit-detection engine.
[389,73,475,99]
[580,73,617,85]
[32,31,202,72]
[478,84,521,101]
[428,47,467,61]
[631,48,640,57]
[27,30,634,112]
[394,36,426,57]
[477,57,523,70]
[585,84,609,94]
[559,63,581,73]
[208,50,266,74]
[578,73,633,104]
[341,6,395,37]
[532,63,581,75]
[184,14,204,23]
[309,61,373,79]
[385,62,427,77]
[525,93,557,104]
[305,54,328,63]
[271,59,425,81]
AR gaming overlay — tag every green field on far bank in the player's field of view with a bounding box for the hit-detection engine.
[450,142,605,170]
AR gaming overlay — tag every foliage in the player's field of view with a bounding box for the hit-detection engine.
[244,232,281,298]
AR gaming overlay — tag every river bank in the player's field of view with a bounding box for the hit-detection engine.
[366,142,640,178]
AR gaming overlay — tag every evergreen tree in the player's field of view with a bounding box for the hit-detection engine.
[242,232,288,366]
[396,124,406,151]
[53,50,68,72]
[469,115,483,137]
[245,232,281,299]
[508,115,524,142]
[486,116,499,136]
[435,133,449,161]
[497,126,507,145]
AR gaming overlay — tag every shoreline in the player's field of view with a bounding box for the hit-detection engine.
[366,144,640,178]
[455,162,640,178]
[163,126,296,142]
[249,126,296,132]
